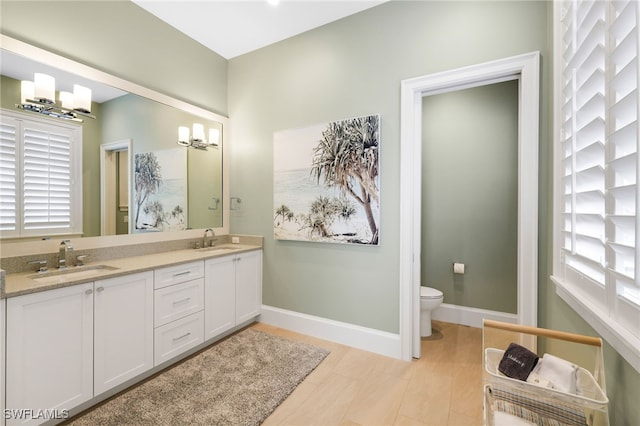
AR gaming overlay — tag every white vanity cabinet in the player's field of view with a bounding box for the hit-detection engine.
[6,283,94,425]
[93,271,154,395]
[5,271,153,423]
[204,250,262,339]
[153,261,205,366]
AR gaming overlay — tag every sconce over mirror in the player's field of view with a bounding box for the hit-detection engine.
[0,35,228,239]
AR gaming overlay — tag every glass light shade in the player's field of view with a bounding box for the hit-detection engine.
[192,123,205,142]
[178,126,190,145]
[59,91,74,110]
[73,84,92,113]
[209,128,220,146]
[21,80,35,104]
[34,73,55,103]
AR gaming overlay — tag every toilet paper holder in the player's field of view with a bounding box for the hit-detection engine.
[453,262,465,274]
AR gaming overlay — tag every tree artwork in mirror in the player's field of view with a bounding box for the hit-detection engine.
[0,45,224,238]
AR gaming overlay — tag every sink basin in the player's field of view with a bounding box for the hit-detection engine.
[29,265,119,284]
[195,245,241,254]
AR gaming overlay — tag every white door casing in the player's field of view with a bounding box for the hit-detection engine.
[399,52,540,360]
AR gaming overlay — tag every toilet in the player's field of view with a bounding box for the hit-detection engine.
[420,286,444,337]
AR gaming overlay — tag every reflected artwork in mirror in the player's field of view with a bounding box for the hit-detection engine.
[0,36,226,239]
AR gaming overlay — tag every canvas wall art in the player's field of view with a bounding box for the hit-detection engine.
[273,114,380,245]
[133,148,187,232]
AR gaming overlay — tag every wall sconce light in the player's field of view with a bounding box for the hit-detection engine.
[177,124,221,150]
[16,72,96,122]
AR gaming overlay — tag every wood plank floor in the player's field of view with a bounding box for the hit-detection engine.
[254,320,484,426]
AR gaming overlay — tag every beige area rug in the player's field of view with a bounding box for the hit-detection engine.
[68,328,329,426]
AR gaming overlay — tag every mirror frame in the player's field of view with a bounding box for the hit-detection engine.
[0,34,230,254]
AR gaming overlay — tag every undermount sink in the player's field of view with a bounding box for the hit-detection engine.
[29,265,120,284]
[195,245,242,254]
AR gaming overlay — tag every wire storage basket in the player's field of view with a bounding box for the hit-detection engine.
[482,320,609,426]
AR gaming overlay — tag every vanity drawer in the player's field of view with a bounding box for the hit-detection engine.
[154,311,204,366]
[154,260,204,289]
[154,278,204,327]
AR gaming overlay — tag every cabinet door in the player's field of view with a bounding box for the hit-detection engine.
[6,283,94,424]
[94,271,154,395]
[204,256,236,339]
[235,250,263,324]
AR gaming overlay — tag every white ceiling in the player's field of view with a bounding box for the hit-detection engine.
[132,0,388,59]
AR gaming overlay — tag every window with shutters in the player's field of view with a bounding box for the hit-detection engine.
[552,0,640,373]
[0,109,82,238]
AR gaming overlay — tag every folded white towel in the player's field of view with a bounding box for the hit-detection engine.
[532,353,578,394]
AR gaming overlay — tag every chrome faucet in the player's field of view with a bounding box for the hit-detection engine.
[203,228,216,248]
[59,239,73,269]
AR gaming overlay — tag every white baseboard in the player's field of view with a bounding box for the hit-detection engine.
[432,303,518,328]
[259,304,516,360]
[259,305,401,359]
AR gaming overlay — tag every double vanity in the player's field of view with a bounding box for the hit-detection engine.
[0,234,263,425]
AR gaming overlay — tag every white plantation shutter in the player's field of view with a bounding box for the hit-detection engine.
[23,125,73,230]
[556,0,640,369]
[0,109,82,238]
[0,118,18,233]
[609,0,640,334]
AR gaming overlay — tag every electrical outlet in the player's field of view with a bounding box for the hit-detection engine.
[231,236,240,244]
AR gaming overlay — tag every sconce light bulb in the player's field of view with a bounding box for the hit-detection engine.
[209,128,220,146]
[178,126,191,146]
[21,80,35,104]
[192,123,205,142]
[34,73,55,103]
[59,91,74,110]
[73,84,92,113]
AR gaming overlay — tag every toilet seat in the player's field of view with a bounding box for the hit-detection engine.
[420,286,443,299]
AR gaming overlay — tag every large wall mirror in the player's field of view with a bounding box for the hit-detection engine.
[0,35,228,240]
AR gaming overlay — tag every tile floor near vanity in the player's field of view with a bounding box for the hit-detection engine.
[256,320,483,426]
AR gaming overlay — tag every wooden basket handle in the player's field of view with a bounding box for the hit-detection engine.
[483,319,602,347]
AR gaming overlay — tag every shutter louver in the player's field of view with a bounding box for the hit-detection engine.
[0,121,18,232]
[608,0,639,307]
[562,0,607,285]
[23,126,72,230]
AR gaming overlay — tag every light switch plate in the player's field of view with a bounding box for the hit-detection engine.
[231,236,240,244]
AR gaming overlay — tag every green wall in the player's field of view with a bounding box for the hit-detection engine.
[228,0,545,334]
[422,81,518,313]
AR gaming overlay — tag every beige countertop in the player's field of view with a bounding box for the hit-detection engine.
[2,243,261,299]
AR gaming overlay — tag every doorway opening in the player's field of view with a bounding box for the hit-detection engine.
[101,140,132,236]
[399,52,540,360]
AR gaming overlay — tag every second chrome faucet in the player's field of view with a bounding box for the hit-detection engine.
[58,239,73,269]
[203,228,216,248]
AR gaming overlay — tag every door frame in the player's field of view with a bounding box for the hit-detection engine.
[399,52,540,359]
[100,139,132,235]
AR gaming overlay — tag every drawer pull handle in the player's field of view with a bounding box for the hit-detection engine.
[172,297,191,305]
[172,271,191,277]
[173,332,191,342]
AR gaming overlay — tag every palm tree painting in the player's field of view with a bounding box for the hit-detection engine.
[133,148,187,232]
[273,115,380,245]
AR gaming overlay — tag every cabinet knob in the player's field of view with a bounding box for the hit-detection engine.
[85,289,93,295]
[96,286,105,292]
